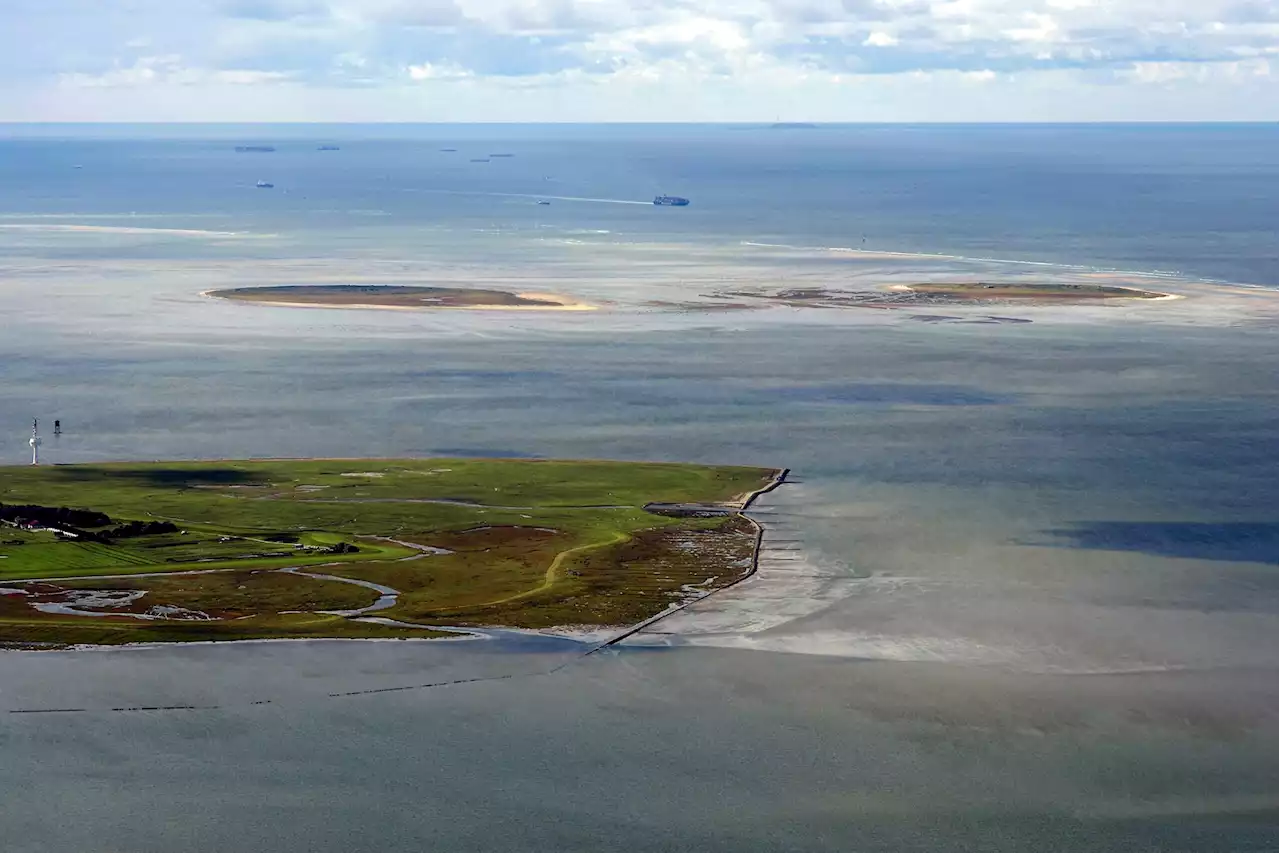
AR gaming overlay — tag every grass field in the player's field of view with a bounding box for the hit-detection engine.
[0,458,778,646]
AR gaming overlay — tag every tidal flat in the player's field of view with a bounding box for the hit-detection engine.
[0,122,1275,850]
[1,274,1273,850]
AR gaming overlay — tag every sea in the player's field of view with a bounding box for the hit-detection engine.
[0,123,1275,853]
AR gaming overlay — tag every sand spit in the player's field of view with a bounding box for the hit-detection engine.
[461,292,596,311]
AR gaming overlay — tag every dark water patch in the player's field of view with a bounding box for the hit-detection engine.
[955,316,1035,325]
[413,369,559,381]
[1035,521,1279,565]
[906,314,1033,325]
[1085,809,1280,845]
[768,383,1016,406]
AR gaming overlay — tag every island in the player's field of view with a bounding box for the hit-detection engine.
[0,458,782,648]
[889,282,1170,301]
[206,284,596,311]
[698,280,1172,312]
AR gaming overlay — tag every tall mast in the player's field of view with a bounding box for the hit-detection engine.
[30,418,41,465]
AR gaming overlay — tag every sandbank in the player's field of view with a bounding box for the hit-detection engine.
[886,282,1178,301]
[204,284,596,311]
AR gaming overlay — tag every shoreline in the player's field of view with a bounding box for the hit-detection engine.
[0,458,785,657]
[202,288,598,312]
[884,283,1182,301]
[584,467,789,654]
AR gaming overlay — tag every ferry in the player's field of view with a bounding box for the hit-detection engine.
[653,195,690,206]
[255,180,274,189]
[235,145,275,153]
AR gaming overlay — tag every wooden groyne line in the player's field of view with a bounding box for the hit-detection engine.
[583,467,790,655]
[741,466,791,510]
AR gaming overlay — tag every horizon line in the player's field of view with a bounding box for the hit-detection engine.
[0,119,1275,126]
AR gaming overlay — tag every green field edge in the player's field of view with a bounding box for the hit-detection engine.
[0,459,785,646]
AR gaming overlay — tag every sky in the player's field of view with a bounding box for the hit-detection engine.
[2,0,1276,122]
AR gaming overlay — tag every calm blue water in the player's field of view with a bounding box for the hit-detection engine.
[0,123,1275,285]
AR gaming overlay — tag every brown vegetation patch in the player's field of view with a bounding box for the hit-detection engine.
[901,282,1167,300]
[18,570,378,620]
[707,281,1168,310]
[326,531,567,617]
[417,515,758,629]
[417,525,563,552]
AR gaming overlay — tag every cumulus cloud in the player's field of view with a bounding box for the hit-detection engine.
[405,59,472,80]
[364,0,1273,82]
[863,31,898,46]
[3,0,1277,118]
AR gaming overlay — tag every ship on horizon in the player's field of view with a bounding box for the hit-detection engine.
[653,195,690,206]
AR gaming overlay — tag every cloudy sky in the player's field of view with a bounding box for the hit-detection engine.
[3,0,1276,121]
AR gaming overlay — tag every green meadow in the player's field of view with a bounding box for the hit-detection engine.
[0,458,777,646]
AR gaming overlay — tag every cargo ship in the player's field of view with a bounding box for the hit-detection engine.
[653,195,690,206]
[235,145,275,152]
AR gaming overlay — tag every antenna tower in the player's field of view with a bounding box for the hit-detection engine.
[29,418,42,465]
